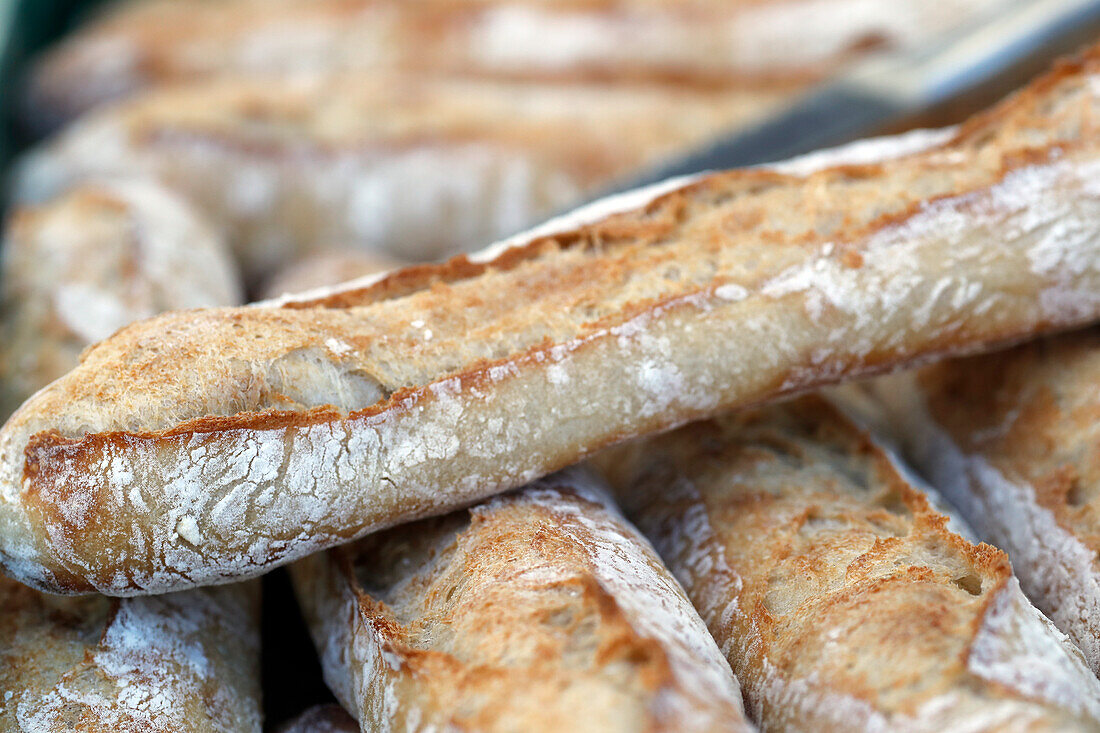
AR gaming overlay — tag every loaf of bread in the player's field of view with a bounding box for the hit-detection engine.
[0,180,243,419]
[592,397,1100,730]
[6,44,1100,595]
[258,250,403,301]
[21,0,1009,133]
[276,704,357,733]
[290,467,751,732]
[15,74,782,277]
[0,576,261,731]
[861,329,1100,673]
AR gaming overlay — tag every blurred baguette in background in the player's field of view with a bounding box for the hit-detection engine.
[258,250,403,301]
[22,0,1012,134]
[14,74,783,279]
[0,179,243,419]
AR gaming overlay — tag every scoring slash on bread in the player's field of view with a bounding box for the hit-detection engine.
[290,467,752,732]
[14,74,784,278]
[862,329,1100,674]
[6,44,1100,595]
[0,576,261,731]
[0,179,243,420]
[592,397,1100,731]
[21,0,1010,134]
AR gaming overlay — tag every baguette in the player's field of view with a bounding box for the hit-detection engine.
[862,328,1100,672]
[21,0,1007,133]
[258,250,403,301]
[276,705,357,733]
[0,576,261,731]
[15,74,784,277]
[290,467,751,732]
[592,397,1100,730]
[6,47,1100,595]
[0,180,243,419]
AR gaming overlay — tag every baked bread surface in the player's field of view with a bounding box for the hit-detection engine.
[6,46,1100,593]
[0,577,261,732]
[291,467,751,732]
[17,73,782,275]
[866,328,1100,672]
[21,0,1008,132]
[593,397,1100,731]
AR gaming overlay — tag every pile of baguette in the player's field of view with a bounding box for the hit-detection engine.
[3,0,1100,731]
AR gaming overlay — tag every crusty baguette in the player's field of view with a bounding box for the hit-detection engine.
[0,576,260,731]
[276,705,357,733]
[21,0,1007,133]
[258,250,403,301]
[592,397,1100,731]
[6,47,1100,595]
[0,180,243,419]
[861,328,1100,673]
[15,74,785,277]
[290,467,752,732]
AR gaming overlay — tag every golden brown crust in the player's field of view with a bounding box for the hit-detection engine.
[6,44,1100,594]
[592,397,1100,731]
[0,575,261,731]
[919,333,1100,552]
[871,327,1100,670]
[290,469,750,732]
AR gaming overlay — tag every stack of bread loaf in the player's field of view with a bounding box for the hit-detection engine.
[4,0,1100,730]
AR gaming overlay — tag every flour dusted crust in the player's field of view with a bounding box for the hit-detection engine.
[866,329,1100,673]
[290,467,751,732]
[21,0,1009,133]
[592,397,1100,731]
[0,180,243,420]
[7,47,1100,594]
[15,74,786,277]
[0,576,261,732]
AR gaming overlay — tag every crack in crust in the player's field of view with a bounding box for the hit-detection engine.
[7,45,1100,594]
